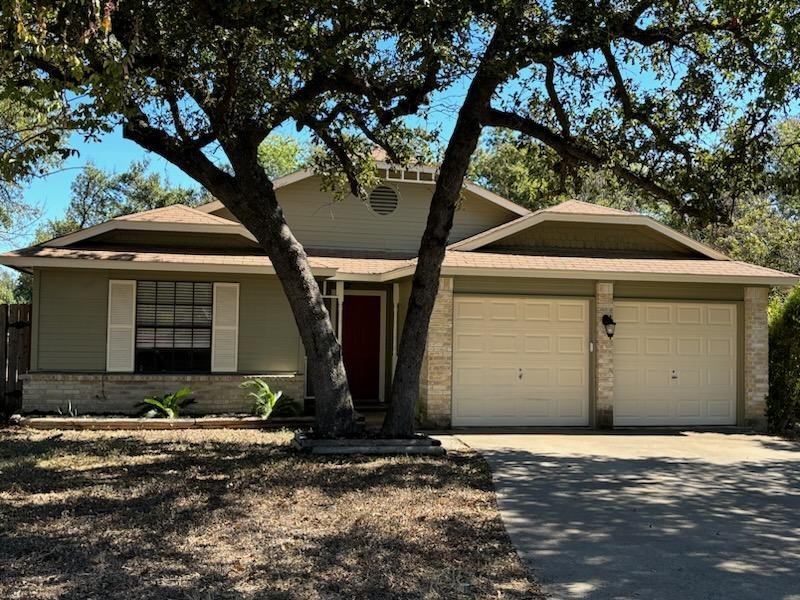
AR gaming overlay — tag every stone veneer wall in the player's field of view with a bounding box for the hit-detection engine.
[743,286,769,429]
[595,282,614,428]
[20,373,304,415]
[417,277,454,427]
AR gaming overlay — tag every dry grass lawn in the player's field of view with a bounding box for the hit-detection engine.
[0,428,541,599]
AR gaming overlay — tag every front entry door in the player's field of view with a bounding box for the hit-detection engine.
[342,294,382,403]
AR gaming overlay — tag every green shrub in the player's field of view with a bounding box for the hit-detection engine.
[241,378,299,420]
[140,387,195,419]
[768,286,800,433]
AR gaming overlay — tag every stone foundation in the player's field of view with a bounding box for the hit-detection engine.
[20,372,304,415]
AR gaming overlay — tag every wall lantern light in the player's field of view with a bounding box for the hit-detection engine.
[602,314,616,339]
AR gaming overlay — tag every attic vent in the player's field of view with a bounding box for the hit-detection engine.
[368,186,399,215]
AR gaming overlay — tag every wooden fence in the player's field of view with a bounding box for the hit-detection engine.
[0,304,31,419]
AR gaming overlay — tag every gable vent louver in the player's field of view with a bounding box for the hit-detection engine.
[368,186,399,215]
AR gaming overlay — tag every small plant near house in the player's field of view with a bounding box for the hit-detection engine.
[57,401,79,418]
[768,286,800,434]
[140,387,195,419]
[241,378,299,420]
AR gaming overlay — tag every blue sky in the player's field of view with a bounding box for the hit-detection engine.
[11,86,465,253]
[16,128,199,251]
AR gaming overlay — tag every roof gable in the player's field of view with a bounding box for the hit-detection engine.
[42,205,256,248]
[449,200,730,261]
[196,163,530,219]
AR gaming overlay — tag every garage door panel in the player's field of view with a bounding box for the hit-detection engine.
[489,334,518,353]
[523,335,551,353]
[708,400,734,417]
[521,367,550,386]
[708,338,734,356]
[615,337,639,354]
[558,367,585,387]
[558,335,585,354]
[522,302,551,321]
[708,306,735,325]
[676,306,703,324]
[676,338,703,356]
[645,304,672,323]
[454,333,484,353]
[557,302,585,322]
[614,301,737,426]
[453,296,589,427]
[645,338,671,355]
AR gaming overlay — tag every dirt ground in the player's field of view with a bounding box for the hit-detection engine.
[0,428,541,599]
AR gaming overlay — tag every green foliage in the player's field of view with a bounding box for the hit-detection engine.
[0,270,18,304]
[258,135,308,180]
[140,387,195,419]
[767,287,800,433]
[36,160,208,242]
[241,378,299,420]
[470,131,647,213]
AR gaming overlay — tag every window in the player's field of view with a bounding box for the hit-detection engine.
[135,281,212,373]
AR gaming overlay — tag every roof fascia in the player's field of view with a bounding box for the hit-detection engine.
[0,255,337,277]
[43,220,258,247]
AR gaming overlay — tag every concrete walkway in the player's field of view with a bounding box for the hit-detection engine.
[457,432,800,600]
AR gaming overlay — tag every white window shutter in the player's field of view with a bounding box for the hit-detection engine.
[212,282,239,372]
[106,280,136,372]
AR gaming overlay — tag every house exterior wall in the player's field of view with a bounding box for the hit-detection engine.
[33,268,304,374]
[213,176,516,252]
[27,265,766,428]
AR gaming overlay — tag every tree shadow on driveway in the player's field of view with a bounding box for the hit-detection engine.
[463,437,800,600]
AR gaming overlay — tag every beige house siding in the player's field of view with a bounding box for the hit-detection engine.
[614,281,745,301]
[33,268,304,374]
[213,176,517,252]
[36,268,108,371]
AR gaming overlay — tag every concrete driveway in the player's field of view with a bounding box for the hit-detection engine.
[456,432,800,600]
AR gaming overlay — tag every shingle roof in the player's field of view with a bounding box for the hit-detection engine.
[115,205,234,225]
[541,199,632,216]
[440,250,796,280]
[3,245,796,284]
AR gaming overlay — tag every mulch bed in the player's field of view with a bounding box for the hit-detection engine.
[0,428,542,599]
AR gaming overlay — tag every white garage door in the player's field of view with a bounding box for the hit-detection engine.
[614,301,738,426]
[452,296,590,426]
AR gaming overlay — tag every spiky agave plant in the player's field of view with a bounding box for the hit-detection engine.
[241,378,299,419]
[141,387,194,419]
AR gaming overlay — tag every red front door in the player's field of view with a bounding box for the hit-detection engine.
[342,294,382,402]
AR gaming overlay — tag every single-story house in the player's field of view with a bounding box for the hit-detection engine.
[2,163,797,428]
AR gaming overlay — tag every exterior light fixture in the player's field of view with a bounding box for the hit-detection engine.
[602,314,616,339]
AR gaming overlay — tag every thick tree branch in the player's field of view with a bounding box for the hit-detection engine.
[121,108,236,199]
[481,107,700,216]
[544,60,570,136]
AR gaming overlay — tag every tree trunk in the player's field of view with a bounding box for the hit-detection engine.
[121,124,357,438]
[381,67,504,437]
[229,170,357,437]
